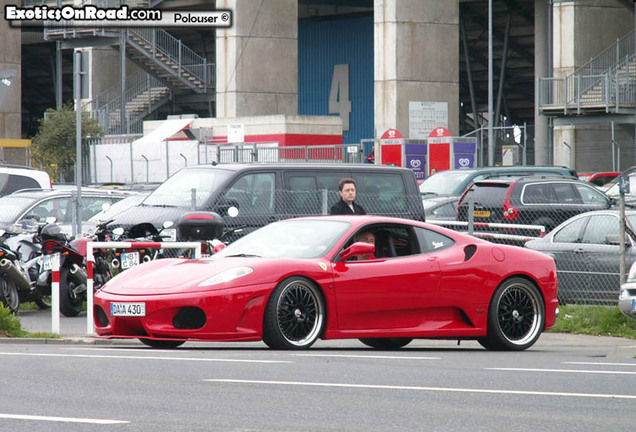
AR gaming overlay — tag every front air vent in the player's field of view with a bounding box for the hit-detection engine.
[464,245,477,261]
[173,307,207,329]
[95,306,109,327]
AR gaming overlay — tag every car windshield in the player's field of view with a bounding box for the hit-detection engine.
[143,168,233,208]
[0,195,40,222]
[419,170,473,196]
[89,193,149,222]
[215,219,351,259]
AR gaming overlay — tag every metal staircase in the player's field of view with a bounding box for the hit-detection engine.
[84,69,170,134]
[40,0,212,133]
[538,31,636,116]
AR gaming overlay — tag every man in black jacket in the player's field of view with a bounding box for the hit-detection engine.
[330,178,366,215]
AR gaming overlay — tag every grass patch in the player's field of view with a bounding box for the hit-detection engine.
[0,305,59,339]
[549,305,636,339]
[0,305,29,338]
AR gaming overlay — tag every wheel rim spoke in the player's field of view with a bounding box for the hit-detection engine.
[498,286,538,343]
[278,283,319,343]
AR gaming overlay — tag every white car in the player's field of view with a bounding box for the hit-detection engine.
[0,164,51,196]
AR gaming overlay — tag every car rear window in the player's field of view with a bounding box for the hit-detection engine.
[0,174,41,195]
[468,183,510,206]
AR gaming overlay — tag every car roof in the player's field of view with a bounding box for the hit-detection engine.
[473,176,588,186]
[8,188,136,198]
[182,162,414,172]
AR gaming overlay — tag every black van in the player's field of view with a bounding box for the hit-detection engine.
[109,163,425,240]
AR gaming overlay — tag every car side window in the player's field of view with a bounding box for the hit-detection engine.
[288,176,321,215]
[352,173,406,214]
[523,183,557,204]
[553,183,582,204]
[581,215,619,245]
[414,226,455,253]
[222,173,276,215]
[574,184,608,206]
[552,216,588,243]
[24,197,72,223]
[342,224,421,259]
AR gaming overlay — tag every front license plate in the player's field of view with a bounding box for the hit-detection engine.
[110,302,146,317]
[473,210,491,218]
[121,252,140,269]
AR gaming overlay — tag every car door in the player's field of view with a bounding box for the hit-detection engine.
[579,214,630,303]
[542,215,590,303]
[331,224,441,331]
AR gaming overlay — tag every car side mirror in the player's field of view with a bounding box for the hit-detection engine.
[339,242,375,261]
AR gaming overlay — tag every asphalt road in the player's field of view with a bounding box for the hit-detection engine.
[3,310,636,431]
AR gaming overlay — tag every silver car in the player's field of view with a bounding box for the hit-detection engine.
[619,263,636,319]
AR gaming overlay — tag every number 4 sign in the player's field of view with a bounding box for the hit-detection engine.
[329,64,352,131]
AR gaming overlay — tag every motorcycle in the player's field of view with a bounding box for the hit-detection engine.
[176,208,243,257]
[110,221,175,272]
[71,219,117,291]
[2,221,52,310]
[39,223,88,317]
[0,227,29,313]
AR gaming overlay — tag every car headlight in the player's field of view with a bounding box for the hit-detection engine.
[198,267,253,287]
[620,289,628,300]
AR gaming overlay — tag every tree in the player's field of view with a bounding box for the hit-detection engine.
[31,102,103,183]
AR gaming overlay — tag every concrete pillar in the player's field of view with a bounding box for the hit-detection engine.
[216,0,298,118]
[534,0,549,165]
[552,0,633,169]
[0,0,22,144]
[374,0,459,137]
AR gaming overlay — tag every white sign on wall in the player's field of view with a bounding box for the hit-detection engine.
[409,101,448,139]
[227,123,245,143]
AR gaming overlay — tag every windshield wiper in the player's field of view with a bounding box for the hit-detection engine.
[226,253,262,258]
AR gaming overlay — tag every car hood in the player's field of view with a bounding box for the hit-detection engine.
[99,256,276,296]
[109,204,191,230]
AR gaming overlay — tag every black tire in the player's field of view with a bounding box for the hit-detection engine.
[139,338,185,348]
[263,276,325,350]
[59,268,83,317]
[33,292,52,310]
[0,273,20,314]
[359,338,413,350]
[478,277,545,351]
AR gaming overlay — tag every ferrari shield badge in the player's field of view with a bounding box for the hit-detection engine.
[317,263,328,271]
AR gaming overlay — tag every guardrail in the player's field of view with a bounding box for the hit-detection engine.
[426,220,546,243]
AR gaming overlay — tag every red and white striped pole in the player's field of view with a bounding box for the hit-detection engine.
[50,253,61,334]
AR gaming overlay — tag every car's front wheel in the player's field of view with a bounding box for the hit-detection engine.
[263,277,325,350]
[478,277,545,351]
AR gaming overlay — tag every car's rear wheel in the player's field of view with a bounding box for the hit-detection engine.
[359,338,413,350]
[263,276,325,350]
[478,277,544,351]
[139,338,185,348]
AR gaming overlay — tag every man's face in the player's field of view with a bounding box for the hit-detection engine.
[340,182,356,204]
[357,232,375,245]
